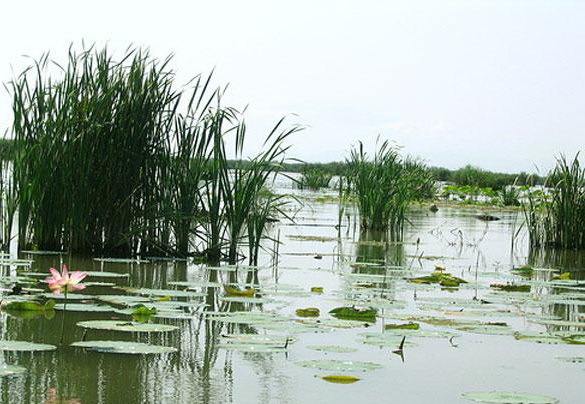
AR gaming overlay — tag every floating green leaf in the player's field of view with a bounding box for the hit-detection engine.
[54,303,113,312]
[296,307,320,317]
[556,356,585,363]
[120,287,205,298]
[307,345,358,353]
[409,271,467,286]
[321,375,360,384]
[490,283,530,292]
[511,265,534,277]
[385,322,419,330]
[82,271,130,278]
[296,360,383,372]
[76,320,178,333]
[0,364,26,377]
[462,391,559,403]
[93,258,149,264]
[329,306,377,322]
[3,299,55,312]
[71,340,177,354]
[223,285,256,297]
[0,340,57,351]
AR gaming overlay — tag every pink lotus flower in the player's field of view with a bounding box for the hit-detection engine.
[45,264,87,295]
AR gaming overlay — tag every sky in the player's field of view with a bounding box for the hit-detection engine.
[1,0,583,174]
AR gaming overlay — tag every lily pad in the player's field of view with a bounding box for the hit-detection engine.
[556,356,585,363]
[223,285,256,297]
[219,296,273,304]
[42,293,93,301]
[71,340,177,354]
[54,303,113,312]
[3,300,55,312]
[97,295,150,306]
[21,250,65,255]
[329,306,377,322]
[93,258,149,264]
[76,320,178,333]
[0,364,26,377]
[296,308,320,317]
[217,343,288,353]
[513,333,567,345]
[119,287,205,298]
[0,340,57,351]
[385,322,420,330]
[167,281,221,288]
[296,359,383,372]
[322,375,360,384]
[462,391,559,403]
[307,345,358,353]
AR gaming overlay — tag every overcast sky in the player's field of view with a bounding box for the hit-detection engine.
[1,0,583,173]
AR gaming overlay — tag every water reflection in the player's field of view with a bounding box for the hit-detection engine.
[529,248,585,280]
[355,229,405,268]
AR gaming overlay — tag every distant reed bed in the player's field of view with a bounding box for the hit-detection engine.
[346,140,433,238]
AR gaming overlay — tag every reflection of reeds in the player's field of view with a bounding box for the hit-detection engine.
[346,140,433,237]
[524,154,585,249]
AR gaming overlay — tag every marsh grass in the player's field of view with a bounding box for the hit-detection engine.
[346,140,433,237]
[524,154,585,249]
[297,166,333,190]
[8,45,297,259]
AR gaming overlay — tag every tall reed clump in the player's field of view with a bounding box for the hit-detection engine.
[297,166,333,190]
[11,48,178,255]
[8,45,297,258]
[346,140,433,238]
[524,154,585,249]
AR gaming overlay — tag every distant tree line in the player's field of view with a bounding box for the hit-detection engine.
[0,137,543,191]
[238,160,544,190]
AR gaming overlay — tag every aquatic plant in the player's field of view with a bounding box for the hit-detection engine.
[8,45,297,259]
[498,185,521,206]
[46,264,87,295]
[346,140,433,237]
[45,264,87,343]
[296,166,333,189]
[524,154,585,249]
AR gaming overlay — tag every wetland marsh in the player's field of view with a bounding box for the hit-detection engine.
[0,175,583,404]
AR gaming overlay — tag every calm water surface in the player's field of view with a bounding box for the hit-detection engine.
[0,177,583,404]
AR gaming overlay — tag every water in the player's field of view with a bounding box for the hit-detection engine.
[0,177,583,403]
